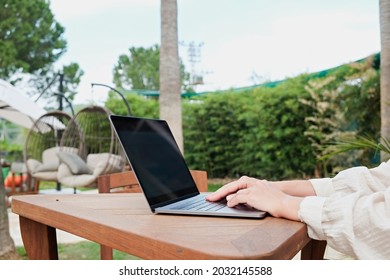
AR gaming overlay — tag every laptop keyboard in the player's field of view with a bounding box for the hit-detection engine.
[170,195,227,212]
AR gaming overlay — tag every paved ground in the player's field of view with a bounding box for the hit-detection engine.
[8,188,97,247]
[8,209,87,247]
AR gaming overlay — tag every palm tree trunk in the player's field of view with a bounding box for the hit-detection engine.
[159,0,183,153]
[0,155,16,259]
[380,0,390,161]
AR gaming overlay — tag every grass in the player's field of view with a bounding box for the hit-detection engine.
[17,242,140,260]
[208,183,222,192]
[39,181,93,192]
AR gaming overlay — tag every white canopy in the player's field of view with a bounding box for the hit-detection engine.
[0,79,46,129]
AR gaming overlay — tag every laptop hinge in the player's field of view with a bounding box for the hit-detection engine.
[150,192,199,211]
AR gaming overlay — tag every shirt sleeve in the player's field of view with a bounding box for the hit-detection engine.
[309,178,334,197]
[309,161,390,197]
[299,161,390,259]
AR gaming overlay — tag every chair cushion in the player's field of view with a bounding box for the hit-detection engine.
[87,153,124,176]
[42,147,61,164]
[26,158,42,173]
[35,160,59,172]
[32,171,58,181]
[57,152,92,175]
[57,162,97,188]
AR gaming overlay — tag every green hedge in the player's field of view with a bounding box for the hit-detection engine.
[183,93,247,178]
[183,83,316,179]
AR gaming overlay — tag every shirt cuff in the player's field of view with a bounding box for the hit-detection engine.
[298,196,327,240]
[309,178,334,197]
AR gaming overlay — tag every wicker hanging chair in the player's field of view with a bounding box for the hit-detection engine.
[57,105,126,189]
[23,110,73,192]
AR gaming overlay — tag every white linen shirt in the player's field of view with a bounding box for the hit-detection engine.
[298,161,390,259]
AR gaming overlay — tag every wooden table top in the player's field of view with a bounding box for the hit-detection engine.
[12,193,311,259]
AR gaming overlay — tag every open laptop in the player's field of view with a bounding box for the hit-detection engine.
[109,115,267,219]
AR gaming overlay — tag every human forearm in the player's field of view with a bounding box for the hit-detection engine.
[269,180,316,197]
[273,194,304,221]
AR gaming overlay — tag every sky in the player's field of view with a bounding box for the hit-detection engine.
[50,0,381,105]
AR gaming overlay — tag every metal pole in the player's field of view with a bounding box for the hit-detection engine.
[91,83,132,115]
[52,93,75,116]
[58,73,64,111]
[56,73,64,192]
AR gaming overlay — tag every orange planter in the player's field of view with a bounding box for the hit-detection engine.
[4,174,27,187]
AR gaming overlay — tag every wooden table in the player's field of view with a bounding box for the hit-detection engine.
[11,193,325,260]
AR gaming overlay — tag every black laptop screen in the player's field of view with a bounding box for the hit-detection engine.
[110,115,199,208]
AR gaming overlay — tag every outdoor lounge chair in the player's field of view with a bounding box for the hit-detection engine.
[24,111,73,192]
[57,105,127,191]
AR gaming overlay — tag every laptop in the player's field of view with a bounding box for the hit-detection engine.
[109,115,267,219]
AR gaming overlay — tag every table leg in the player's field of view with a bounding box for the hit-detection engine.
[19,216,59,260]
[100,244,114,260]
[300,239,327,260]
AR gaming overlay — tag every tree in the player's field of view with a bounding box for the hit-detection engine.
[113,45,160,90]
[160,0,183,152]
[380,0,390,161]
[0,155,17,259]
[0,0,67,81]
[302,57,380,176]
[112,45,191,92]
